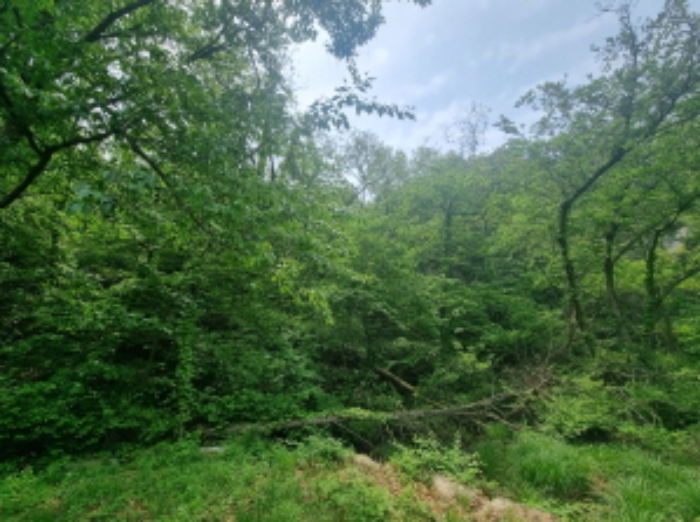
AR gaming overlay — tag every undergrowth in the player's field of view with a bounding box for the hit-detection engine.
[390,433,481,485]
[0,436,432,522]
[4,430,700,521]
[475,426,700,521]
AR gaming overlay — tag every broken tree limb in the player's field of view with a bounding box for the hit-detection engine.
[220,389,529,435]
[373,366,447,408]
[374,367,418,395]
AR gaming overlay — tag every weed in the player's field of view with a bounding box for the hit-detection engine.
[289,434,352,466]
[390,433,481,485]
[311,468,396,521]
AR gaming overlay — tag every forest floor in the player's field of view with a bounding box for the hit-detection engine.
[2,432,700,521]
[0,447,557,522]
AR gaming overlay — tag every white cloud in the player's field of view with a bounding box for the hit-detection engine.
[289,39,347,109]
[486,15,613,74]
[289,0,684,157]
[346,99,473,153]
[404,71,452,100]
[409,100,509,153]
[365,47,391,69]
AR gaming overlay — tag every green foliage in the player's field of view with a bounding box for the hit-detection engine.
[0,437,437,522]
[0,171,343,460]
[535,353,700,454]
[539,375,623,440]
[478,431,592,503]
[311,469,397,522]
[12,432,700,522]
[390,434,481,485]
[4,7,700,521]
[289,435,352,465]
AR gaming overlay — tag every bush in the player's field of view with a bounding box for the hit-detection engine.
[390,434,481,485]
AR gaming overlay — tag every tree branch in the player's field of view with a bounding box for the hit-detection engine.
[374,367,447,408]
[612,192,700,265]
[126,136,210,233]
[0,131,113,209]
[220,390,529,435]
[660,265,700,304]
[84,0,156,43]
[53,131,114,152]
[556,146,629,333]
[374,367,418,395]
[0,151,54,209]
[187,24,243,63]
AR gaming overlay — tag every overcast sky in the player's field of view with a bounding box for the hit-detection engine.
[291,0,700,154]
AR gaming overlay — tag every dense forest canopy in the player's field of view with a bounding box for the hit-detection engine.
[2,1,700,495]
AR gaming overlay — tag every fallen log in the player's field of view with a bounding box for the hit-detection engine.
[220,389,526,435]
[373,366,446,408]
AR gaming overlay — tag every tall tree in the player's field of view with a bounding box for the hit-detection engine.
[445,100,492,159]
[0,0,429,211]
[513,0,700,338]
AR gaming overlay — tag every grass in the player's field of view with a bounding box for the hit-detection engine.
[475,427,700,521]
[588,444,700,522]
[0,436,434,522]
[4,430,700,521]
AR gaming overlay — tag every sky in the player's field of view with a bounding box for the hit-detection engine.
[291,0,699,154]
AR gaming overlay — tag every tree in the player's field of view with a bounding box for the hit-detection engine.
[0,0,430,211]
[0,0,435,460]
[334,131,409,204]
[513,0,700,341]
[445,100,492,159]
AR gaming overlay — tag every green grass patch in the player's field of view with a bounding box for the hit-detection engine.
[587,444,700,521]
[509,432,593,500]
[476,429,592,502]
[6,430,700,521]
[476,429,700,521]
[0,436,433,522]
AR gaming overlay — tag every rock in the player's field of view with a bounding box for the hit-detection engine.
[475,496,558,521]
[430,475,558,521]
[432,474,481,503]
[352,454,381,469]
[200,446,226,454]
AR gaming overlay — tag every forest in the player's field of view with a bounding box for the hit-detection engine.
[2,0,700,520]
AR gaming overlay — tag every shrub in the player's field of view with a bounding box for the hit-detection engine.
[390,433,481,485]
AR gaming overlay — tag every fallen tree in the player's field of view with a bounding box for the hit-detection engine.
[213,387,541,436]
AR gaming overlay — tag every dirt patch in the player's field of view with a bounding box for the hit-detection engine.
[474,496,557,522]
[351,454,558,521]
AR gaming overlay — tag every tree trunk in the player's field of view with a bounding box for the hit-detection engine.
[604,224,630,343]
[643,229,662,354]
